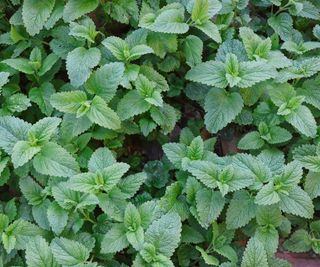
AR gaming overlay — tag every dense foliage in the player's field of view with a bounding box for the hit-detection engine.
[0,0,320,266]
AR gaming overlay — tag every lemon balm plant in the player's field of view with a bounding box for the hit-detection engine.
[0,0,320,266]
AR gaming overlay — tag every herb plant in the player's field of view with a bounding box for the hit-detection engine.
[0,0,320,266]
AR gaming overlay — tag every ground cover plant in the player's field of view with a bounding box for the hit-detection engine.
[0,0,320,266]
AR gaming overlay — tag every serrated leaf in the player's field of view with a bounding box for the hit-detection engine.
[139,5,189,34]
[51,237,90,265]
[63,0,99,22]
[226,190,257,229]
[0,116,31,154]
[183,35,203,67]
[195,21,221,43]
[241,238,268,267]
[11,141,40,168]
[283,229,312,252]
[66,47,101,87]
[33,141,80,177]
[279,186,314,218]
[88,147,116,173]
[145,213,182,257]
[50,91,87,114]
[196,188,225,228]
[26,236,58,267]
[22,0,55,36]
[100,224,129,254]
[285,105,317,137]
[47,201,68,235]
[268,13,293,41]
[87,95,121,130]
[85,62,125,102]
[238,131,264,150]
[204,89,243,133]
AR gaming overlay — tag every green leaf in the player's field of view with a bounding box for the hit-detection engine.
[0,72,10,90]
[66,47,101,87]
[19,176,43,206]
[238,131,264,150]
[86,95,121,130]
[241,238,268,267]
[150,103,178,134]
[237,60,277,88]
[186,57,276,88]
[186,60,227,88]
[118,172,147,199]
[187,160,217,188]
[162,143,187,169]
[145,213,182,257]
[256,205,282,227]
[293,144,320,172]
[0,213,9,233]
[195,21,221,43]
[181,225,205,244]
[257,149,284,175]
[191,0,209,23]
[283,229,312,252]
[47,201,68,235]
[6,93,31,113]
[52,182,98,210]
[277,57,320,83]
[26,236,58,267]
[4,219,44,252]
[38,53,59,76]
[88,147,116,173]
[63,0,99,22]
[128,44,154,61]
[51,237,90,266]
[0,116,31,154]
[28,117,61,143]
[232,153,271,188]
[297,74,320,110]
[204,89,243,133]
[226,190,257,229]
[50,91,87,114]
[33,141,80,177]
[102,36,128,61]
[183,35,203,67]
[11,140,41,168]
[68,162,129,193]
[100,224,129,254]
[160,182,189,220]
[285,105,317,137]
[255,226,279,255]
[117,90,151,120]
[2,58,34,74]
[139,4,189,34]
[22,0,55,36]
[85,62,125,102]
[69,17,98,43]
[29,82,55,116]
[268,13,293,41]
[196,188,225,228]
[239,27,271,60]
[304,172,320,199]
[125,203,144,250]
[147,32,178,59]
[196,246,219,266]
[255,182,280,205]
[104,0,138,24]
[279,186,314,218]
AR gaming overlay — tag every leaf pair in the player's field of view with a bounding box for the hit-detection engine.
[0,116,80,177]
[50,87,121,130]
[186,53,277,89]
